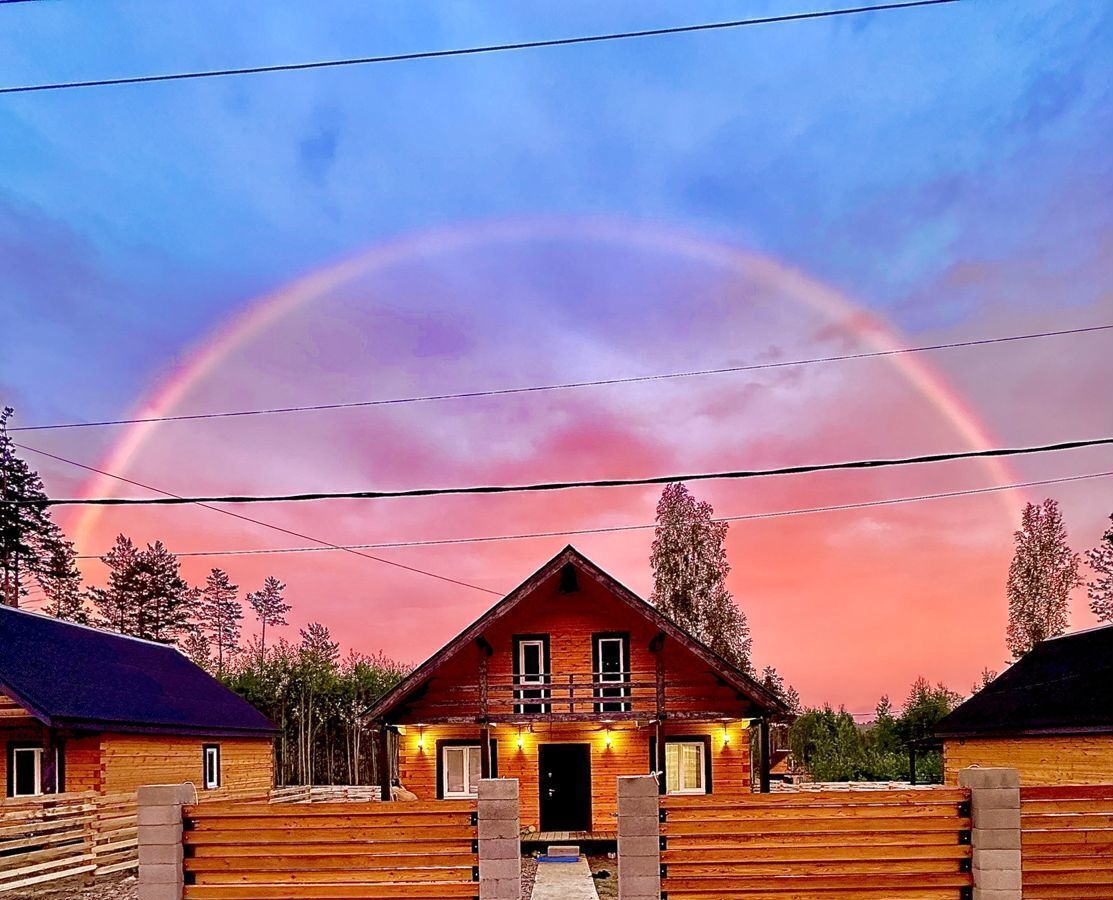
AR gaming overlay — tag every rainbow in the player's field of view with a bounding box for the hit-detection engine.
[72,217,1020,551]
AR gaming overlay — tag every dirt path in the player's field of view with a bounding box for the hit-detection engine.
[22,874,137,900]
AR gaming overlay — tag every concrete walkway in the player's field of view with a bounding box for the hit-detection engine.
[530,857,600,900]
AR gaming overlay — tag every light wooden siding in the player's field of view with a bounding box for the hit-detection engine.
[401,569,756,723]
[64,735,104,793]
[1020,784,1113,898]
[944,735,1113,786]
[0,695,33,725]
[399,720,750,831]
[100,735,274,798]
[660,788,973,899]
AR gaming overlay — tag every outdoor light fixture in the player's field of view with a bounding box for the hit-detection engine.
[605,728,613,748]
[517,727,524,750]
[722,727,731,748]
[416,725,426,752]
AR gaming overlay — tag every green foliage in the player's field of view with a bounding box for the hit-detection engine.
[223,637,409,786]
[788,677,963,783]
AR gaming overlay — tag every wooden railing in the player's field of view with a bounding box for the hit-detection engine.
[659,788,974,898]
[0,791,138,894]
[269,784,382,803]
[417,670,736,722]
[1021,783,1113,898]
[182,800,479,898]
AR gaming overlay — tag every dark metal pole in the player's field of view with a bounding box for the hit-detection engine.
[758,718,771,793]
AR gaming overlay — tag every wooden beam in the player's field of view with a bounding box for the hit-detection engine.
[376,726,393,802]
[478,649,490,724]
[758,717,771,794]
[651,632,666,723]
[39,725,57,795]
[655,719,666,796]
[480,725,491,778]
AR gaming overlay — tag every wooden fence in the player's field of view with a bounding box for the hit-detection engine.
[0,791,138,894]
[269,784,381,803]
[182,799,479,899]
[1021,783,1113,899]
[660,788,973,899]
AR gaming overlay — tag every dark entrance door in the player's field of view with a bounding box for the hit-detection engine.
[538,744,592,832]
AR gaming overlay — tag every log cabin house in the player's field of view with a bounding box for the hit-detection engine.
[367,546,785,836]
[936,623,1113,785]
[0,605,276,799]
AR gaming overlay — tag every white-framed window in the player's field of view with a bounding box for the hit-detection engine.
[442,744,482,798]
[203,745,221,790]
[665,741,706,795]
[10,746,43,798]
[515,636,549,713]
[594,634,630,712]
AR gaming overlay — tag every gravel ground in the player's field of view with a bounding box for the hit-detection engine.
[23,873,138,900]
[588,855,618,900]
[521,854,539,897]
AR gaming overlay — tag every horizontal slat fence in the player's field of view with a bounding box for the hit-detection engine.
[1021,784,1113,899]
[660,788,973,899]
[182,800,479,899]
[0,791,137,893]
[269,785,381,803]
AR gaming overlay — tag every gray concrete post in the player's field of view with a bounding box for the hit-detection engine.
[137,784,195,900]
[958,768,1022,900]
[478,778,521,900]
[617,775,661,900]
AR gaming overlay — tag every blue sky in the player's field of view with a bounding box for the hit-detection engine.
[2,0,1111,703]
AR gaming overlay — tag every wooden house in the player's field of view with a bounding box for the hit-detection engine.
[367,546,785,835]
[0,605,276,799]
[936,624,1113,785]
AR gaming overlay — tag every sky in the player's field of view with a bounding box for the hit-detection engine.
[1,0,1111,713]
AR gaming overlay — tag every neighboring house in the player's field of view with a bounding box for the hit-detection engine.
[366,546,785,834]
[936,623,1113,786]
[0,605,276,799]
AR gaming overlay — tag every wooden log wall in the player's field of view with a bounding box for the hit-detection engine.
[945,735,1113,786]
[659,788,974,899]
[0,791,138,894]
[182,800,479,899]
[1020,783,1113,899]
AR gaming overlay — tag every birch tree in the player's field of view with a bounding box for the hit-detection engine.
[1085,514,1113,623]
[1006,499,1080,658]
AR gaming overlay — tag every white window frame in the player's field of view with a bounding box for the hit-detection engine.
[203,745,221,790]
[595,635,630,711]
[11,747,43,798]
[441,744,482,799]
[665,741,707,795]
[515,638,549,713]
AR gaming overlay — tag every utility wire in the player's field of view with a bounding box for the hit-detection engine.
[11,324,1109,433]
[70,470,1113,560]
[12,437,1112,507]
[19,446,501,595]
[0,1,957,96]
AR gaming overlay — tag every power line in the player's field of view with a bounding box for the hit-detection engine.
[0,2,956,96]
[12,437,1112,507]
[12,324,1109,433]
[20,446,501,595]
[71,470,1113,560]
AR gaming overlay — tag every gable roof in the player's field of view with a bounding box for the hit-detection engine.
[0,606,276,737]
[367,545,784,722]
[935,624,1113,738]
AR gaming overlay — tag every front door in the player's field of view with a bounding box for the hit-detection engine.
[538,744,592,832]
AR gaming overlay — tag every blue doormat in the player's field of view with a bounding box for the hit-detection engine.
[537,855,580,863]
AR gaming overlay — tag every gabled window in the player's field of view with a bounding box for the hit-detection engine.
[6,744,60,798]
[593,632,631,713]
[203,745,221,790]
[513,635,550,714]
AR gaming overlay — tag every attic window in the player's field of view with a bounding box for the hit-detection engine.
[558,563,579,593]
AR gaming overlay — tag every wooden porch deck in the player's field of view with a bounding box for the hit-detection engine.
[521,830,617,844]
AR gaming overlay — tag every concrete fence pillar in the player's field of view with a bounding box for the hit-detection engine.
[958,767,1022,900]
[137,783,195,900]
[478,778,521,900]
[617,775,661,900]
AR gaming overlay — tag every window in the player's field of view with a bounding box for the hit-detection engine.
[514,635,550,714]
[593,633,630,712]
[203,745,221,790]
[6,745,59,798]
[441,745,482,798]
[665,741,706,795]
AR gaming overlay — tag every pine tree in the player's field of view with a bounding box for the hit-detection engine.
[247,576,291,656]
[1,408,71,607]
[650,482,751,670]
[200,568,243,674]
[761,665,801,714]
[1006,499,1081,658]
[89,535,142,632]
[39,536,86,623]
[1085,514,1113,624]
[89,537,194,642]
[300,622,340,664]
[970,667,997,695]
[181,629,213,671]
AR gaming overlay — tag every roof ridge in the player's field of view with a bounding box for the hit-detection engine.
[1043,622,1113,642]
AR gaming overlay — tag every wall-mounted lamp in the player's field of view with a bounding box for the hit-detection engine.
[604,727,613,749]
[722,727,731,748]
[416,725,426,752]
[517,727,524,750]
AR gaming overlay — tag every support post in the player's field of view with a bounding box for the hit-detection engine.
[909,746,918,785]
[758,717,771,793]
[959,767,1021,900]
[40,726,57,795]
[137,783,193,900]
[617,775,661,900]
[377,726,393,802]
[478,778,520,900]
[480,725,492,779]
